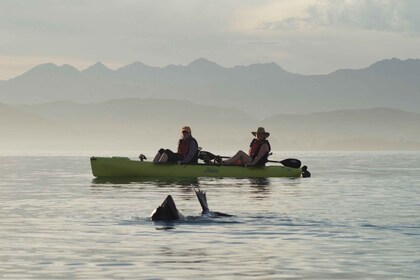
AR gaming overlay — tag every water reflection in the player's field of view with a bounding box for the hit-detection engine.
[92,177,275,187]
[151,217,240,231]
[90,177,276,193]
[245,178,271,199]
[155,226,175,231]
[90,177,200,194]
[249,178,271,186]
[92,177,199,186]
[90,176,302,204]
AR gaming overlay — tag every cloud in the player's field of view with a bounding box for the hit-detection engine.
[0,0,420,79]
[260,0,420,35]
[0,0,247,78]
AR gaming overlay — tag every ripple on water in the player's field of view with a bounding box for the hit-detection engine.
[1,153,420,279]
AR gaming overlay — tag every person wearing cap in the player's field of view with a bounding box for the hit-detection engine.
[222,127,271,167]
[153,126,199,164]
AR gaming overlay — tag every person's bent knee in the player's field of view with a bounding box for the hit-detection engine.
[158,148,165,154]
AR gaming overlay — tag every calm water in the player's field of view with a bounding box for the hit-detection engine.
[1,152,419,279]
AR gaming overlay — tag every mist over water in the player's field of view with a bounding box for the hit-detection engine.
[1,151,419,279]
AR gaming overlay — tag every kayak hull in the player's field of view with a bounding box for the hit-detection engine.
[90,157,302,178]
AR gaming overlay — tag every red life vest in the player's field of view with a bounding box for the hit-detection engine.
[177,138,190,157]
[249,139,271,165]
[177,136,198,158]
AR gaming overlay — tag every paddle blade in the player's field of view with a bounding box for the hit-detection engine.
[280,158,301,168]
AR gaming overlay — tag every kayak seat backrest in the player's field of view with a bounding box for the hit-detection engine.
[198,151,217,163]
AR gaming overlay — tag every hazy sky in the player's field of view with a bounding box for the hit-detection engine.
[1,0,420,80]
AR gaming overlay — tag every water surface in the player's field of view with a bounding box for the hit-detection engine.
[1,152,419,279]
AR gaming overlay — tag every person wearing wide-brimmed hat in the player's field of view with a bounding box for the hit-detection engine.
[153,126,199,164]
[222,127,271,166]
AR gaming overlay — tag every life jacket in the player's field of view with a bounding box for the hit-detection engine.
[249,139,271,166]
[177,136,199,163]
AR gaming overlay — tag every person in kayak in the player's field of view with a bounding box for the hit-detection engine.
[153,126,199,164]
[221,127,271,167]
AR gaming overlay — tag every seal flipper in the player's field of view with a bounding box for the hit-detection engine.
[212,211,233,217]
[192,187,209,213]
[192,186,233,217]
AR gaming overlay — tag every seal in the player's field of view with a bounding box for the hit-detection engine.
[150,187,232,221]
[150,195,185,221]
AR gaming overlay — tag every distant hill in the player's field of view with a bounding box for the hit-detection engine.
[1,58,420,117]
[6,99,420,152]
[0,102,55,129]
[12,98,257,151]
[264,107,420,150]
[0,102,76,150]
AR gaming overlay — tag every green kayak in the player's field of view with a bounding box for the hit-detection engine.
[90,156,303,178]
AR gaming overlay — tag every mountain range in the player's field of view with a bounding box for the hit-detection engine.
[1,57,420,151]
[1,58,420,118]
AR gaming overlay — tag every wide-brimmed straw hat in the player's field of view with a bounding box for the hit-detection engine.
[251,127,270,137]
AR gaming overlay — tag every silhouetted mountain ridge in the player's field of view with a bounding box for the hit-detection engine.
[187,58,223,71]
[18,63,81,78]
[82,62,114,77]
[1,58,419,117]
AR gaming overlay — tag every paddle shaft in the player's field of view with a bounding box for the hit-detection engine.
[200,151,301,168]
[217,152,275,160]
[219,156,282,163]
[217,155,301,168]
[267,160,285,163]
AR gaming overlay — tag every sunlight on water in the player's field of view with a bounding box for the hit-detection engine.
[1,152,420,279]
